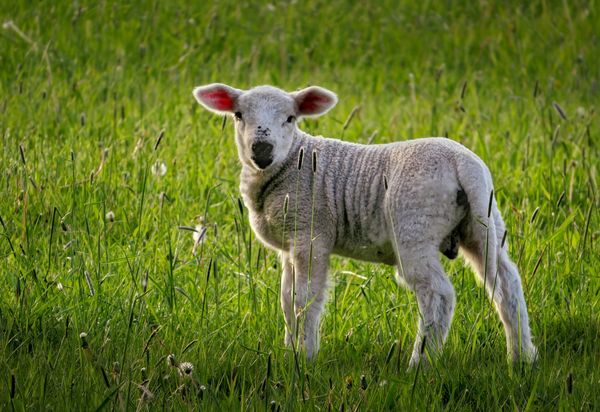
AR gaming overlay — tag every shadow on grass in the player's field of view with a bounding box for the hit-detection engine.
[538,312,600,359]
[192,313,599,409]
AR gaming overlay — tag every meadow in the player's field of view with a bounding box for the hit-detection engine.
[1,0,599,410]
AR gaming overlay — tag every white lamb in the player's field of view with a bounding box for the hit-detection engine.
[193,83,537,367]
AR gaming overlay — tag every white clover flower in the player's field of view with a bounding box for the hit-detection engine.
[105,211,115,222]
[151,161,167,177]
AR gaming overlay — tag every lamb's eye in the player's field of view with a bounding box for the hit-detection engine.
[286,115,296,123]
[234,112,243,121]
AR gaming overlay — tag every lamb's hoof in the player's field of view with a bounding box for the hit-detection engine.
[514,345,539,364]
[305,344,318,362]
[408,353,430,370]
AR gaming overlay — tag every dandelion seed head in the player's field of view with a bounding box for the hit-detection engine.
[151,160,167,177]
[178,362,194,377]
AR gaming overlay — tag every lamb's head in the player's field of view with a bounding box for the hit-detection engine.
[193,83,337,170]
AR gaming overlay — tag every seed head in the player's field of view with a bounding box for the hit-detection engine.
[553,102,567,120]
[360,374,367,390]
[142,270,148,293]
[193,224,206,243]
[283,194,289,215]
[178,362,194,378]
[345,375,353,390]
[192,224,207,256]
[154,129,165,151]
[84,271,95,296]
[297,147,304,170]
[167,353,179,368]
[151,160,167,177]
[79,332,88,349]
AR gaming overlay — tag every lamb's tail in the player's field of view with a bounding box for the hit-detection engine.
[456,155,537,363]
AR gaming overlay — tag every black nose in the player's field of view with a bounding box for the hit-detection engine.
[251,141,274,169]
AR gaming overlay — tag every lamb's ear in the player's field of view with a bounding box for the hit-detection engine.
[291,86,338,118]
[193,83,243,114]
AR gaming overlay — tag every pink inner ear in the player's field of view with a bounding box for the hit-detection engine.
[299,91,331,114]
[200,89,235,111]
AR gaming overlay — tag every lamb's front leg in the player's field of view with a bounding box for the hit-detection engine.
[280,252,295,347]
[292,245,331,360]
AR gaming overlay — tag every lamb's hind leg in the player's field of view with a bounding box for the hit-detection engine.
[461,208,537,363]
[396,247,456,368]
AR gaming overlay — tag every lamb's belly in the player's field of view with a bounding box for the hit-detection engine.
[333,241,396,265]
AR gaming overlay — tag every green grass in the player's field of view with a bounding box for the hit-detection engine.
[1,0,599,410]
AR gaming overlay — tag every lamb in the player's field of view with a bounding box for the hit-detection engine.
[192,83,537,367]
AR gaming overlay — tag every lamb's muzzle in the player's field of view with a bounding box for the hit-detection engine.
[251,141,274,169]
[192,83,537,367]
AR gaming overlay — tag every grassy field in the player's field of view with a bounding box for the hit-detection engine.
[1,0,599,410]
